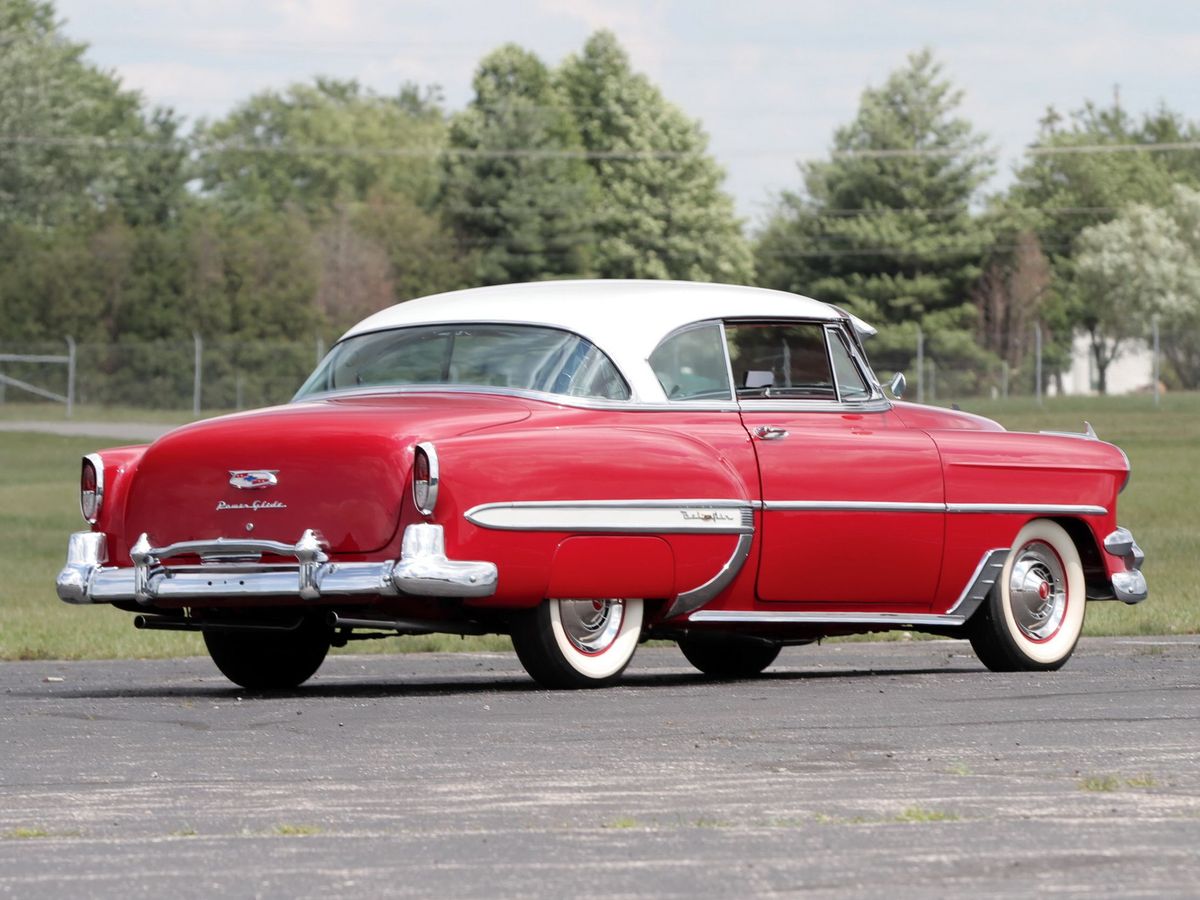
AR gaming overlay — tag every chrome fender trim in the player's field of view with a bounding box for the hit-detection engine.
[662,533,753,620]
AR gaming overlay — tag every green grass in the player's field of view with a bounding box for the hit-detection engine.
[1,393,1195,660]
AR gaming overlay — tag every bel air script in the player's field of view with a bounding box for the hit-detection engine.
[215,500,288,512]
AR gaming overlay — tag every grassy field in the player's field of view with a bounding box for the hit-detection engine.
[1,393,1195,660]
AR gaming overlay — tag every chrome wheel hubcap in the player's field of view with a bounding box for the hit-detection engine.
[557,599,624,654]
[1008,541,1067,641]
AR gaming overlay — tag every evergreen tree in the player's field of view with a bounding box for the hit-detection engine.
[442,44,599,284]
[557,31,752,283]
[755,49,994,379]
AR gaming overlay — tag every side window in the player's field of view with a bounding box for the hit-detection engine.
[828,329,872,401]
[725,322,835,400]
[649,322,733,401]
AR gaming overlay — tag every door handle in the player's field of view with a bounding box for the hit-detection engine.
[753,425,789,441]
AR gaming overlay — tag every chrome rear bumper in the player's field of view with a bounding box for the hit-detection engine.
[56,524,498,605]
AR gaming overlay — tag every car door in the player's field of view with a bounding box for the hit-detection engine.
[728,320,945,609]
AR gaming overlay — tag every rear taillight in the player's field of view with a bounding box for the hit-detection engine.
[80,453,104,524]
[412,442,439,516]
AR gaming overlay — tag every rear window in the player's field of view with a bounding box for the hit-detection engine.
[295,324,630,401]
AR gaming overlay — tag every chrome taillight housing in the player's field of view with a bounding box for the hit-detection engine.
[80,453,104,524]
[412,442,439,516]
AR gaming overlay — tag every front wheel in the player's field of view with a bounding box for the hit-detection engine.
[511,598,644,689]
[968,519,1086,672]
[678,634,781,678]
[203,615,331,689]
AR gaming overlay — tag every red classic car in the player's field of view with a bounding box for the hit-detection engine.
[57,280,1147,689]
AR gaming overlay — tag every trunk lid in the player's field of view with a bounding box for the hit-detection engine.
[123,393,531,554]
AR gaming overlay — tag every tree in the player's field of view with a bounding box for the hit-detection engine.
[1075,185,1200,390]
[0,0,180,228]
[558,31,752,283]
[193,78,447,215]
[974,227,1051,377]
[441,44,598,285]
[755,49,994,384]
[1007,99,1199,390]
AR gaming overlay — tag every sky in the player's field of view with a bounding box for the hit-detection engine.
[55,0,1200,226]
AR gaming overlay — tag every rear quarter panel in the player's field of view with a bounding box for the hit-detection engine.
[426,409,760,609]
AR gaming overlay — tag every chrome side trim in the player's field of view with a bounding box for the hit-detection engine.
[946,503,1108,516]
[688,610,972,627]
[763,500,943,513]
[945,548,1009,618]
[465,500,755,534]
[663,533,754,620]
[762,501,1107,516]
[687,549,1009,629]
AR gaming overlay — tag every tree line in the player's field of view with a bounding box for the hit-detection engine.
[2,0,1198,396]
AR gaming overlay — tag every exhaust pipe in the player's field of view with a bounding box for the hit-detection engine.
[133,614,302,633]
[328,611,489,636]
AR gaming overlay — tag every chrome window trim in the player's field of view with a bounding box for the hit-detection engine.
[464,500,755,534]
[822,324,842,404]
[646,319,736,404]
[413,442,439,517]
[296,320,636,404]
[82,452,105,525]
[825,324,875,403]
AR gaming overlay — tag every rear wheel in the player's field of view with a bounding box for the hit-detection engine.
[203,615,331,689]
[968,519,1086,672]
[511,598,643,689]
[678,634,782,678]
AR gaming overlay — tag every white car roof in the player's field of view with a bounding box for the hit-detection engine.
[343,280,850,403]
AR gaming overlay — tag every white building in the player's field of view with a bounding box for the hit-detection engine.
[1053,332,1156,396]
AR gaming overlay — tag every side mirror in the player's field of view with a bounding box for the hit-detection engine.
[887,372,906,399]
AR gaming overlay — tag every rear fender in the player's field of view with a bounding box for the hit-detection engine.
[425,425,757,606]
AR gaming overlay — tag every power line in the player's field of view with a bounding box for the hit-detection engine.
[2,133,1199,161]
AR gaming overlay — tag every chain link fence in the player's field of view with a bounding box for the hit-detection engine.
[0,336,327,414]
[0,325,1165,416]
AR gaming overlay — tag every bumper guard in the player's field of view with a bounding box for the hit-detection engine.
[1104,526,1148,604]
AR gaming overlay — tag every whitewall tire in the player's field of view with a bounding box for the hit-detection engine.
[511,598,644,689]
[969,519,1086,672]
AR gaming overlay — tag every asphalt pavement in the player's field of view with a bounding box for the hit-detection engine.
[1,637,1198,898]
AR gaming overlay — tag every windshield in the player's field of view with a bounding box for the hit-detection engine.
[294,324,631,401]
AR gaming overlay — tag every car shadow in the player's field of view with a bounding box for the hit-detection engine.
[18,664,985,701]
